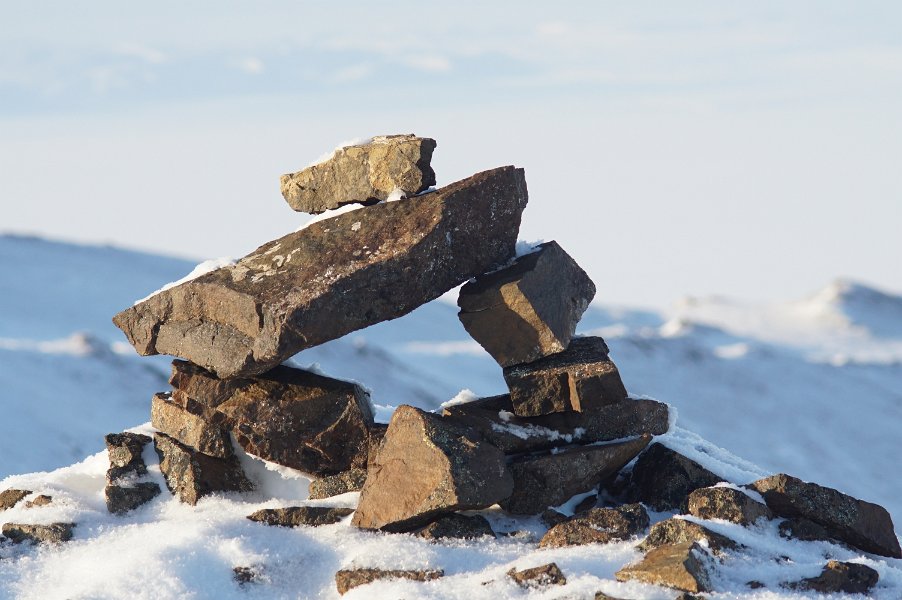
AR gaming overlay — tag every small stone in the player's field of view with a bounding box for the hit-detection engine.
[686,486,773,526]
[247,506,354,527]
[790,560,879,594]
[352,405,513,532]
[778,517,833,542]
[747,580,765,589]
[0,489,31,511]
[503,337,628,417]
[105,432,151,483]
[626,444,723,511]
[154,433,253,505]
[308,468,368,500]
[458,241,595,367]
[233,566,260,585]
[540,503,649,548]
[501,435,650,515]
[2,522,75,544]
[638,518,739,555]
[334,568,443,595]
[24,495,52,508]
[507,563,567,588]
[750,473,902,558]
[280,135,437,214]
[416,513,495,541]
[151,392,233,458]
[615,542,712,593]
[106,482,161,515]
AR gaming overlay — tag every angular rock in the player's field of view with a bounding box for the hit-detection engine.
[458,241,595,367]
[280,134,437,214]
[750,473,901,558]
[503,337,628,417]
[790,560,879,594]
[778,517,832,543]
[24,495,52,508]
[2,522,75,544]
[366,423,388,468]
[105,432,151,482]
[507,563,567,588]
[539,503,649,548]
[154,433,253,505]
[626,443,723,511]
[687,486,773,526]
[616,542,712,593]
[416,513,495,541]
[335,568,443,595]
[106,482,161,515]
[114,166,528,378]
[151,392,232,458]
[352,405,513,532]
[247,506,354,527]
[0,489,30,511]
[500,434,650,515]
[308,468,368,500]
[169,360,373,475]
[443,395,669,455]
[639,518,739,555]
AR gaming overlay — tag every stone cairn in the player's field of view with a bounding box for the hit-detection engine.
[3,134,899,596]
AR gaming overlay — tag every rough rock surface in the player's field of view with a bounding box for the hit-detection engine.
[501,435,650,515]
[502,337,628,417]
[687,486,774,526]
[750,473,902,558]
[151,392,233,458]
[105,432,151,482]
[352,405,513,532]
[0,489,30,511]
[457,241,595,367]
[24,494,52,508]
[106,482,161,515]
[280,135,437,213]
[169,360,374,475]
[778,517,832,542]
[540,503,649,548]
[541,508,569,529]
[308,468,368,500]
[416,513,495,541]
[114,166,528,378]
[616,542,712,593]
[639,518,740,555]
[154,433,253,505]
[247,506,354,527]
[790,560,879,594]
[626,443,723,511]
[507,563,567,588]
[2,522,75,544]
[334,568,443,595]
[442,395,669,455]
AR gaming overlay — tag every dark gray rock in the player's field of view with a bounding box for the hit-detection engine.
[114,166,528,378]
[790,560,879,594]
[309,468,368,500]
[154,433,253,505]
[105,432,151,483]
[539,503,649,548]
[507,563,567,588]
[416,513,495,540]
[2,522,75,544]
[105,482,161,515]
[639,518,739,555]
[0,489,30,511]
[247,506,354,527]
[626,443,723,511]
[616,542,712,593]
[686,486,773,526]
[280,134,437,214]
[335,568,443,595]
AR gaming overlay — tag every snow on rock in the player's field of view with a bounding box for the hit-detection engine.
[134,256,236,304]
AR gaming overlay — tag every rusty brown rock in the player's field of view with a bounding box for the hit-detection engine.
[790,560,879,594]
[280,135,437,213]
[616,542,712,593]
[151,392,232,458]
[638,518,740,555]
[416,513,495,541]
[539,503,649,548]
[502,337,628,417]
[507,563,567,588]
[687,486,773,526]
[114,166,528,378]
[626,443,723,511]
[2,522,75,545]
[247,506,354,527]
[335,568,443,595]
[154,433,253,505]
[0,489,30,511]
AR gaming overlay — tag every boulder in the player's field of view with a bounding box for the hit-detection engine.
[442,394,669,455]
[169,360,373,475]
[247,506,354,527]
[750,473,901,558]
[626,443,722,511]
[686,486,773,526]
[106,482,161,515]
[2,522,75,544]
[352,405,513,532]
[501,434,650,515]
[502,337,628,417]
[151,392,233,458]
[114,166,528,378]
[778,517,832,543]
[790,560,879,594]
[154,433,253,505]
[615,542,712,593]
[105,432,151,483]
[507,563,567,588]
[457,241,595,367]
[416,513,495,541]
[0,489,30,511]
[308,468,368,500]
[280,135,437,213]
[638,518,739,555]
[24,494,52,508]
[539,503,649,548]
[335,568,443,595]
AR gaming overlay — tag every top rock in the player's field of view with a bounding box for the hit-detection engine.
[280,134,437,214]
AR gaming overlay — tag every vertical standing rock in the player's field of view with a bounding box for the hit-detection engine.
[616,542,713,593]
[150,392,233,458]
[104,431,161,514]
[154,433,253,505]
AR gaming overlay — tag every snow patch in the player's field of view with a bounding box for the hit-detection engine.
[134,257,235,304]
[439,388,479,409]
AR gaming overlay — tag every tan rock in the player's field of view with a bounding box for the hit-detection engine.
[154,433,253,505]
[334,568,443,595]
[616,542,712,593]
[686,486,773,526]
[151,392,232,458]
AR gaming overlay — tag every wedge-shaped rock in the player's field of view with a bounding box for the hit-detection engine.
[639,518,740,555]
[151,392,232,458]
[501,434,651,515]
[352,405,513,532]
[443,394,668,455]
[416,513,495,541]
[627,443,723,511]
[154,433,253,505]
[616,542,712,593]
[247,506,354,527]
[280,135,437,213]
[503,337,628,417]
[750,473,901,558]
[106,482,161,515]
[687,486,773,526]
[0,488,30,511]
[790,560,879,594]
[114,166,527,378]
[540,503,649,548]
[335,568,443,595]
[2,522,75,544]
[458,241,595,367]
[169,360,373,475]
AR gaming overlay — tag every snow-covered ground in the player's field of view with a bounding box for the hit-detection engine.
[1,234,901,598]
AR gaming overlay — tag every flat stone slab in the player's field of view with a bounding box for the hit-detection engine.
[335,568,443,595]
[616,541,712,593]
[639,517,740,555]
[154,433,253,505]
[2,522,75,544]
[280,134,437,213]
[502,336,628,417]
[151,392,233,458]
[247,506,354,527]
[458,241,595,367]
[114,166,527,378]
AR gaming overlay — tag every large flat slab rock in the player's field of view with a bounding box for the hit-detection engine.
[247,506,354,527]
[616,541,712,593]
[351,405,513,532]
[502,336,628,417]
[169,360,374,475]
[626,443,723,511]
[154,433,253,505]
[750,473,901,558]
[2,522,75,545]
[114,166,528,378]
[280,135,437,213]
[458,241,595,367]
